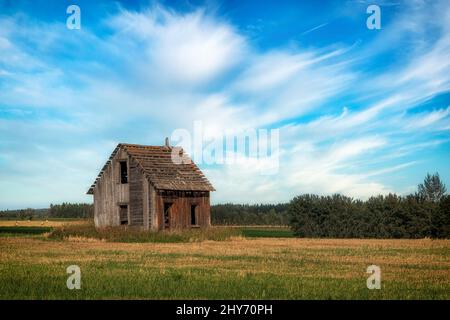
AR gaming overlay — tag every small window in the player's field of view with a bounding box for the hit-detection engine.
[190,204,197,226]
[119,205,128,225]
[119,161,128,184]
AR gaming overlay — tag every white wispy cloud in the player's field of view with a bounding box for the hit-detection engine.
[0,1,449,207]
[404,107,450,129]
[300,22,329,36]
[108,6,246,85]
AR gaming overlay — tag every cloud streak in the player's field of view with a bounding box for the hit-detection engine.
[0,1,449,208]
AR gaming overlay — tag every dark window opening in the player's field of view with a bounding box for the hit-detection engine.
[119,161,128,184]
[119,204,128,225]
[163,203,172,229]
[191,204,197,226]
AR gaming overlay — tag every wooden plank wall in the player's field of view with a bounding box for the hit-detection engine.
[93,148,129,228]
[142,178,150,229]
[153,191,211,230]
[92,146,211,231]
[129,157,144,226]
[149,184,158,231]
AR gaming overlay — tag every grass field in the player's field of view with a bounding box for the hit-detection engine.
[0,221,449,299]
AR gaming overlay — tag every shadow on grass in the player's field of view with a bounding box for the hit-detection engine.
[0,226,53,235]
[240,228,295,238]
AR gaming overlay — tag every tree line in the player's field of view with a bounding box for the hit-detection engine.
[1,173,448,238]
[0,203,94,219]
[0,202,289,224]
[211,203,289,225]
[289,173,449,239]
[48,203,94,218]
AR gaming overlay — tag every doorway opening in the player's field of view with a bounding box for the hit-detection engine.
[163,202,172,229]
[119,204,128,225]
[190,204,198,226]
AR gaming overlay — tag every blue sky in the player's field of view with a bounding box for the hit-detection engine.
[0,0,449,209]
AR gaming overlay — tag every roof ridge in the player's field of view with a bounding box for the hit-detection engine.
[120,143,169,148]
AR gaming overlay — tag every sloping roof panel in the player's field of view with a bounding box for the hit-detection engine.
[87,143,215,194]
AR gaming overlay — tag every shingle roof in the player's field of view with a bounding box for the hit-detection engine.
[87,143,215,194]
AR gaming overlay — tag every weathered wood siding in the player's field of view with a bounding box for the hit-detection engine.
[92,145,212,231]
[153,190,211,230]
[93,148,130,228]
[129,157,144,226]
[149,183,158,231]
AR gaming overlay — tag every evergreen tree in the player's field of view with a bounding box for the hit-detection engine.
[431,195,450,238]
[418,173,447,203]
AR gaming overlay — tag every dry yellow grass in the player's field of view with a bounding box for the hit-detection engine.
[0,235,449,299]
[0,220,85,227]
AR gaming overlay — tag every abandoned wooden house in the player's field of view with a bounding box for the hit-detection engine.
[87,139,215,230]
